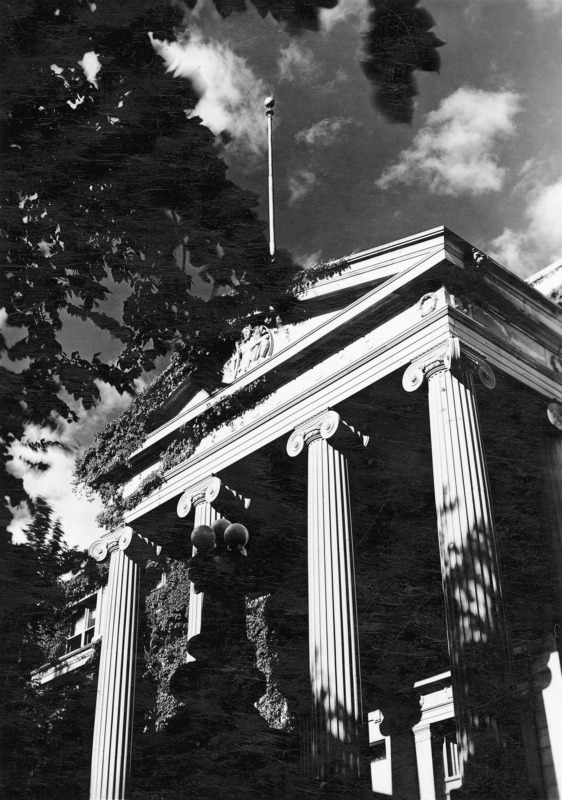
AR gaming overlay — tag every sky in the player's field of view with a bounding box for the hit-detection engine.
[7,0,562,549]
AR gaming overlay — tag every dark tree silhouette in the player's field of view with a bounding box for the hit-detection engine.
[362,0,443,123]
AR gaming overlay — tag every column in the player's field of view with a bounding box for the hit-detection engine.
[538,403,562,797]
[177,477,250,660]
[287,410,367,779]
[88,528,158,800]
[403,336,513,790]
[412,724,436,800]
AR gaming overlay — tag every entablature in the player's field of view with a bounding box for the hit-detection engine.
[122,283,562,522]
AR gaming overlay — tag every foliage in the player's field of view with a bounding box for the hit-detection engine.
[0,0,302,516]
[362,0,443,124]
[0,498,91,799]
[75,368,273,528]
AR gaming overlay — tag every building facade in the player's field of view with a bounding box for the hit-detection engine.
[37,227,562,799]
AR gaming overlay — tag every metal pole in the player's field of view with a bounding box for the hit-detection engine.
[265,96,275,259]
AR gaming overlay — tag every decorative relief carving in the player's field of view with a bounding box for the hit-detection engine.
[551,355,562,376]
[417,292,438,317]
[448,292,470,314]
[223,324,274,384]
[547,402,562,431]
[402,336,496,392]
[472,248,487,267]
[287,409,369,457]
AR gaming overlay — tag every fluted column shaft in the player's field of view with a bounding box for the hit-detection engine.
[288,410,367,779]
[404,337,512,785]
[88,530,157,800]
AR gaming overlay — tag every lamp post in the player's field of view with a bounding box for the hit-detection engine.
[185,518,253,664]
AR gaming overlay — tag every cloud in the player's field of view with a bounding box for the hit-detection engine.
[296,117,357,147]
[376,87,522,196]
[288,169,318,204]
[7,382,133,549]
[524,0,562,13]
[296,250,322,270]
[320,0,371,30]
[150,30,268,165]
[488,175,562,275]
[277,40,318,82]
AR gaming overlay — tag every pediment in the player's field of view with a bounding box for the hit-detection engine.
[131,225,562,472]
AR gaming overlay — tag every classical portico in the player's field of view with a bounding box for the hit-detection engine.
[85,227,562,800]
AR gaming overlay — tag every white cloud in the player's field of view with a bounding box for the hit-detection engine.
[376,87,522,197]
[150,30,268,165]
[446,0,562,15]
[521,0,562,14]
[78,51,101,88]
[295,250,322,270]
[288,169,317,204]
[296,116,356,147]
[320,0,370,31]
[488,176,562,275]
[277,40,318,82]
[7,382,133,550]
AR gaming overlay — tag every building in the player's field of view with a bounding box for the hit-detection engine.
[35,226,562,800]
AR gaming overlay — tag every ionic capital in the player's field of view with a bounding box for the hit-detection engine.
[88,531,121,563]
[402,336,496,393]
[177,477,215,518]
[176,476,250,518]
[88,528,160,565]
[286,409,369,458]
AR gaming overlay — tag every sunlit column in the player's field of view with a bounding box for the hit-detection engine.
[177,477,250,660]
[412,724,436,800]
[287,410,367,779]
[88,529,159,800]
[403,336,512,785]
[539,403,562,797]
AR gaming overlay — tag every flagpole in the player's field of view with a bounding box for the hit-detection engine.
[265,96,276,259]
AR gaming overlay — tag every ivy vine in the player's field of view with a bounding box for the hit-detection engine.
[75,256,350,530]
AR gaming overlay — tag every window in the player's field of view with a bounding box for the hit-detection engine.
[443,731,461,787]
[66,597,97,654]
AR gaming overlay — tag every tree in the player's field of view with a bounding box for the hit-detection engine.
[0,497,87,799]
[1,0,304,515]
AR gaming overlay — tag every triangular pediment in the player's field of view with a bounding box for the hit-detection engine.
[130,225,562,473]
